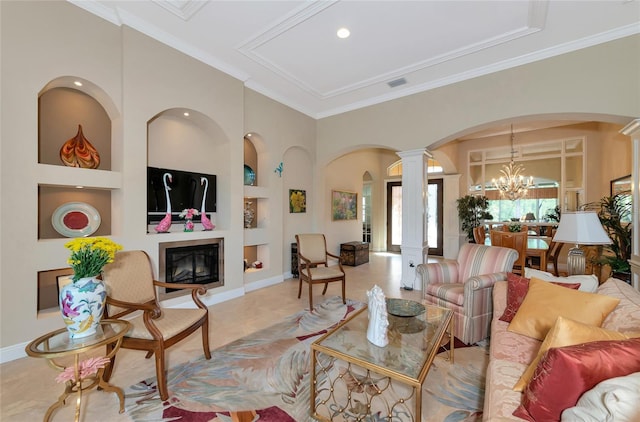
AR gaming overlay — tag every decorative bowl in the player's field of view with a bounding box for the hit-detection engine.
[385,298,425,317]
[244,165,256,186]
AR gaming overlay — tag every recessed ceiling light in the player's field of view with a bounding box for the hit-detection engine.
[183,112,190,117]
[337,27,350,39]
[75,185,84,189]
[74,81,83,87]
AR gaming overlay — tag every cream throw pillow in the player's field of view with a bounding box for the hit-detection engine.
[524,268,599,292]
[507,277,620,341]
[513,316,629,392]
[561,372,640,421]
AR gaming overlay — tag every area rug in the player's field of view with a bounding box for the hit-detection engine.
[125,296,488,421]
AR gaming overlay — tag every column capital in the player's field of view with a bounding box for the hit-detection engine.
[396,148,431,159]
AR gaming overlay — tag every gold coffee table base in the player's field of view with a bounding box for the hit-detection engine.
[311,304,453,421]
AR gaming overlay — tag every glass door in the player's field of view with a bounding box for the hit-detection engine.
[427,179,443,256]
[386,181,402,252]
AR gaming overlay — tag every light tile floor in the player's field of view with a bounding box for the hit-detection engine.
[1,252,434,421]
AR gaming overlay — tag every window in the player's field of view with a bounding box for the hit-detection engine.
[468,138,584,219]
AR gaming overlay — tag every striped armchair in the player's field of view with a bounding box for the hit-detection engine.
[416,243,517,344]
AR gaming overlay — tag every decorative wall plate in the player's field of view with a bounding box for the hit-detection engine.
[386,298,425,317]
[51,202,101,237]
[244,164,256,186]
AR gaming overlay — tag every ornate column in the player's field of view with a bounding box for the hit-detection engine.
[397,149,429,290]
[620,119,640,290]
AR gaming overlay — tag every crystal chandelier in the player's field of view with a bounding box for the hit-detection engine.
[492,125,533,201]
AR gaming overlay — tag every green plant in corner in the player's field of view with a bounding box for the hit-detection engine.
[456,195,493,241]
[584,193,632,277]
[543,205,561,223]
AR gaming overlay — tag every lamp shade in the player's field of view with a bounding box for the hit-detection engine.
[552,211,612,245]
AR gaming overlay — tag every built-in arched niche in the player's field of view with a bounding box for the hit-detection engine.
[147,108,230,232]
[243,132,271,278]
[37,76,119,240]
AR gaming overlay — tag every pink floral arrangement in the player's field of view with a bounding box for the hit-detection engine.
[179,208,200,219]
[55,356,111,384]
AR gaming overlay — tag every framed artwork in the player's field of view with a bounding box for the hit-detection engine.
[610,174,631,196]
[332,190,358,221]
[289,189,306,213]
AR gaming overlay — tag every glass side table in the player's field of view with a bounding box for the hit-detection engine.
[25,319,131,422]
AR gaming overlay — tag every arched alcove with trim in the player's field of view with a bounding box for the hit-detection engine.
[147,107,231,231]
[37,76,120,240]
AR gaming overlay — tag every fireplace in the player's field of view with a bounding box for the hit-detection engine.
[159,239,224,294]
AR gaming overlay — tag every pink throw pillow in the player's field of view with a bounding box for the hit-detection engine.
[513,337,640,422]
[499,273,581,322]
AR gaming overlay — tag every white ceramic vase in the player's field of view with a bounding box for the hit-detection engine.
[59,276,107,338]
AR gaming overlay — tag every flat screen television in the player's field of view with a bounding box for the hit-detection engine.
[147,166,216,224]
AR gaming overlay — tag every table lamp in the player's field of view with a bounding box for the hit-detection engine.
[552,211,612,275]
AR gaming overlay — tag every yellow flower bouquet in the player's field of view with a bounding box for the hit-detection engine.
[65,237,122,282]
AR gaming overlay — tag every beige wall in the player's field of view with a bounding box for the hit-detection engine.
[242,89,317,279]
[1,0,638,356]
[0,1,306,352]
[317,36,639,160]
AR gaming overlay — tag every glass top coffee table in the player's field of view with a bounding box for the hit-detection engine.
[25,319,131,422]
[310,302,453,421]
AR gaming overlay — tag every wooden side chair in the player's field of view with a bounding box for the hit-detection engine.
[501,224,528,233]
[296,233,346,310]
[528,240,563,276]
[490,230,528,275]
[473,225,486,244]
[101,250,211,400]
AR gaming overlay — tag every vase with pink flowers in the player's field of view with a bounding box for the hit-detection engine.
[180,208,199,232]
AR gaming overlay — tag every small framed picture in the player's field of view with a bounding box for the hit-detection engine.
[331,190,358,221]
[289,189,306,213]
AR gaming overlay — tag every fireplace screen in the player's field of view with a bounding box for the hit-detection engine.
[164,242,221,293]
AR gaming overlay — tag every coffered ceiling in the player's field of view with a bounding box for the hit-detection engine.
[70,0,640,119]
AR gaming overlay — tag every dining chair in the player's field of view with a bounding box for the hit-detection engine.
[501,224,529,233]
[296,233,346,310]
[527,228,562,276]
[101,250,211,400]
[473,225,486,245]
[490,230,528,275]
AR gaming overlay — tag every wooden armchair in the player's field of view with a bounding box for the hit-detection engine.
[296,233,346,310]
[101,250,211,400]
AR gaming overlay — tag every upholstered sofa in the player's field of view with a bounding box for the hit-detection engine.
[483,272,640,421]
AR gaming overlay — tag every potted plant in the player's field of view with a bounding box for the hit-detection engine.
[584,193,632,282]
[456,195,493,242]
[542,205,561,223]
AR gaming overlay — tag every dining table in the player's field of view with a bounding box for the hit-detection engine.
[485,237,549,271]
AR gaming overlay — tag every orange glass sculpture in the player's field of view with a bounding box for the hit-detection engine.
[59,124,100,169]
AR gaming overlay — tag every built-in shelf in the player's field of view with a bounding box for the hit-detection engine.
[36,164,122,189]
[243,185,268,198]
[243,134,272,284]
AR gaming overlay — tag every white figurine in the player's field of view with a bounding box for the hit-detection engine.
[366,285,389,347]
